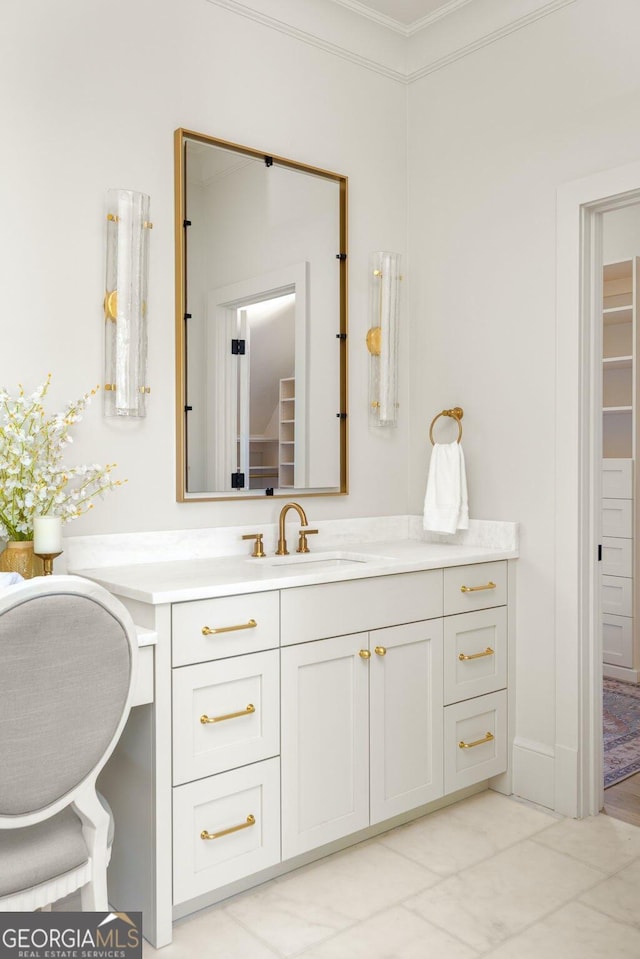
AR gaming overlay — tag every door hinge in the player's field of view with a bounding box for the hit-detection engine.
[183,219,192,228]
[231,339,246,355]
[598,544,602,562]
[336,253,347,261]
[336,412,347,419]
[184,313,192,321]
[336,333,347,340]
[184,405,193,413]
[231,471,245,489]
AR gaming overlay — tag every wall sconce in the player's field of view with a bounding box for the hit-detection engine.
[104,189,152,417]
[367,251,401,427]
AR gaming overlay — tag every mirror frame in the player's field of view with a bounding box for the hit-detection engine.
[174,128,348,502]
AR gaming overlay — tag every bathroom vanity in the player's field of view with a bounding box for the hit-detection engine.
[79,529,517,948]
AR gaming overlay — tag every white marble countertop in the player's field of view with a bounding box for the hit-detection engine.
[77,537,518,605]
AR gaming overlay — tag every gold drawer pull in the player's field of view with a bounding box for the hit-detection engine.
[359,649,371,659]
[374,646,387,656]
[201,814,256,840]
[458,731,494,750]
[202,618,257,635]
[460,581,496,593]
[200,704,255,724]
[459,647,495,662]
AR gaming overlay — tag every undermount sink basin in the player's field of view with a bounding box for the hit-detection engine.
[254,550,393,570]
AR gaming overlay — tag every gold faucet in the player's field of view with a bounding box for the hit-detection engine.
[276,502,317,555]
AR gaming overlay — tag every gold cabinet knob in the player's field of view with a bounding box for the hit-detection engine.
[374,646,387,656]
[359,649,371,659]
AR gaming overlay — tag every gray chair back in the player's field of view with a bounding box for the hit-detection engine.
[0,578,135,818]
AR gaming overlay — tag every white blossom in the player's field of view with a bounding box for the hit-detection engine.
[0,375,125,541]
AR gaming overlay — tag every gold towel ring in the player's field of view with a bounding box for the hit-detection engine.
[429,407,463,445]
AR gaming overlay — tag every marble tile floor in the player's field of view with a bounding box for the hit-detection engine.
[144,789,640,959]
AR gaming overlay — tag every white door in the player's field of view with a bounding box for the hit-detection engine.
[281,634,369,859]
[369,619,444,824]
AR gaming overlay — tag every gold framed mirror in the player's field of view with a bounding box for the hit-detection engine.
[174,129,348,501]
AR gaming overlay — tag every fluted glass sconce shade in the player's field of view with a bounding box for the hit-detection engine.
[367,251,401,427]
[104,189,152,417]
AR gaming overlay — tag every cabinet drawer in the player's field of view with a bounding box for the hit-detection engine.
[172,591,279,666]
[602,575,633,617]
[443,607,507,705]
[602,498,633,538]
[602,537,633,578]
[173,758,280,905]
[603,613,633,668]
[444,690,507,793]
[443,562,507,616]
[602,459,633,498]
[281,570,443,645]
[172,650,279,785]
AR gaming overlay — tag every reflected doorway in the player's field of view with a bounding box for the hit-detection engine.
[600,203,640,825]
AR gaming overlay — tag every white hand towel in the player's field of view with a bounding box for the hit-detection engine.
[423,441,469,535]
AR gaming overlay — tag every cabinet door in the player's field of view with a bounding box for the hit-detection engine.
[281,634,369,860]
[369,620,444,824]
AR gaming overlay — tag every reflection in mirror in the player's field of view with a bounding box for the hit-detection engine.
[175,129,348,501]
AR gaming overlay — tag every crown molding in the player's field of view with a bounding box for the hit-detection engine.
[205,0,579,84]
[407,0,476,36]
[327,0,477,35]
[326,0,409,34]
[205,0,407,82]
[407,0,577,82]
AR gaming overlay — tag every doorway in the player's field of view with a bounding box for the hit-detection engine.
[600,205,640,825]
[556,161,640,820]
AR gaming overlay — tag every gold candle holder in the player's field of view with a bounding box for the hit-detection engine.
[34,551,63,576]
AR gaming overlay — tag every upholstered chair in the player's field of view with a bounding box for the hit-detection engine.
[0,575,138,911]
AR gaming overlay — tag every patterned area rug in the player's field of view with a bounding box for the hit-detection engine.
[603,678,640,787]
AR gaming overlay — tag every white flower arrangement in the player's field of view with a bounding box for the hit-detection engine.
[0,375,125,541]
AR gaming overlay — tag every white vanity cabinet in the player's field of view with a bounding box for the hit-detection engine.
[279,561,508,860]
[281,618,444,859]
[95,553,513,949]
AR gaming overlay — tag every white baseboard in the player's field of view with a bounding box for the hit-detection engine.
[512,737,555,810]
[553,743,580,818]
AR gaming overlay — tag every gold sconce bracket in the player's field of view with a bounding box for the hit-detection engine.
[366,326,382,356]
[104,290,118,322]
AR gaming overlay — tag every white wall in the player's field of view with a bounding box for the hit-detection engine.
[8,0,640,807]
[603,203,640,264]
[408,0,640,802]
[0,0,408,536]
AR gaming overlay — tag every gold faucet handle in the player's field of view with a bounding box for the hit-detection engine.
[297,528,319,553]
[242,533,266,558]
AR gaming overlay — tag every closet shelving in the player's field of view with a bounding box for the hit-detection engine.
[278,377,295,489]
[248,436,279,490]
[602,258,639,682]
